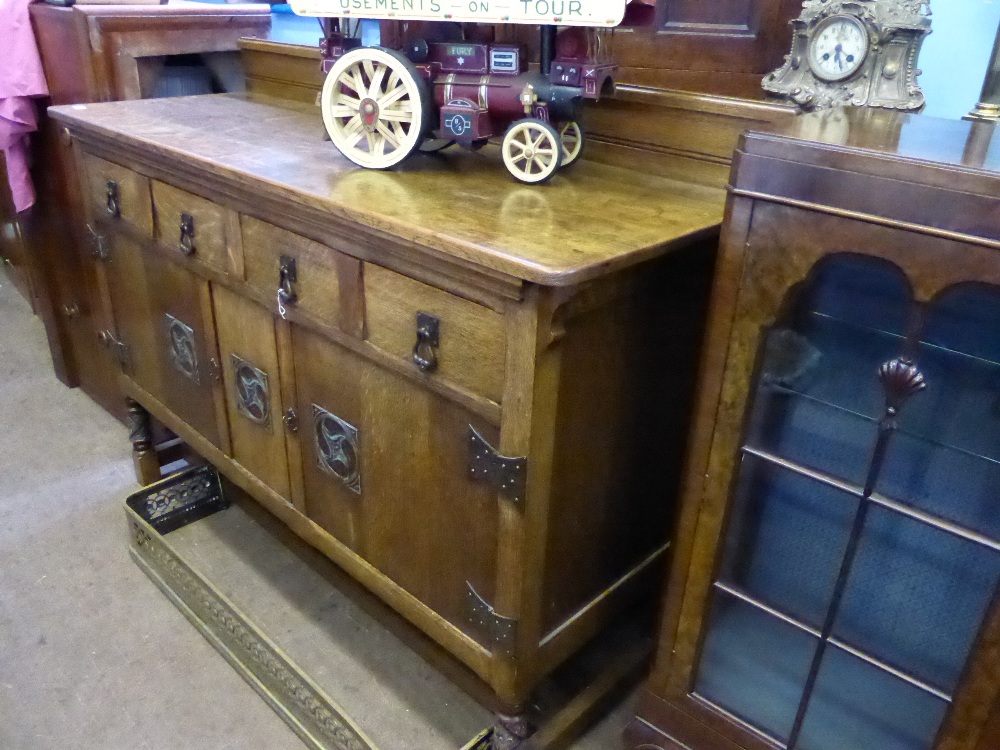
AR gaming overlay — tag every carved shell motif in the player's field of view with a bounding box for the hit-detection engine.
[879,357,927,414]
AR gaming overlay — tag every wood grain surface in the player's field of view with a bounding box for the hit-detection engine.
[51,94,725,286]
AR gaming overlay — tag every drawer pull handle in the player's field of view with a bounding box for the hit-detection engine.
[277,255,298,307]
[283,407,299,433]
[179,213,195,255]
[62,303,81,319]
[412,312,440,373]
[105,181,120,218]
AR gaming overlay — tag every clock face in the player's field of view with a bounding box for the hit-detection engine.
[809,16,869,82]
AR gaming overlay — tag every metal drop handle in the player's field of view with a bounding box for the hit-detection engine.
[105,181,120,218]
[179,213,195,256]
[277,255,298,307]
[412,312,440,372]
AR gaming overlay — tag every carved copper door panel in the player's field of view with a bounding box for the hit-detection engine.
[289,324,502,646]
[669,205,1000,750]
[212,284,292,501]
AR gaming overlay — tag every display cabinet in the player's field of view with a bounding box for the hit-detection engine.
[625,111,1000,750]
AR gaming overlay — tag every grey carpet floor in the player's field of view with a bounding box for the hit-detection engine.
[0,270,632,749]
[0,272,305,749]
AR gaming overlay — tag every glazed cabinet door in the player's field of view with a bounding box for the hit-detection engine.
[211,285,292,502]
[101,238,228,451]
[289,324,502,646]
[667,205,1000,750]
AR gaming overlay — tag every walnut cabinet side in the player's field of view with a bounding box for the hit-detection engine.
[624,111,1000,750]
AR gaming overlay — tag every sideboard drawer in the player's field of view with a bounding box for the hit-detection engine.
[83,154,152,237]
[363,263,507,404]
[241,216,361,334]
[152,181,232,275]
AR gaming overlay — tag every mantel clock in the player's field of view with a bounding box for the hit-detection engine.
[763,0,931,111]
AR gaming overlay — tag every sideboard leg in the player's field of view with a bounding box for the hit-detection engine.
[491,711,531,750]
[127,397,160,486]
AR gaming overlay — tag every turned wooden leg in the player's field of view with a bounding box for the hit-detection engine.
[127,397,160,485]
[491,712,531,750]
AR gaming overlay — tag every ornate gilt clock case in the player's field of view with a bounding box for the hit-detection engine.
[763,0,931,111]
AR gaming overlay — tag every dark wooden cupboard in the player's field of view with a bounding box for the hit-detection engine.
[24,2,269,418]
[625,111,1000,750]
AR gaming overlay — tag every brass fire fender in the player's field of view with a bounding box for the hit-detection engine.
[125,492,376,750]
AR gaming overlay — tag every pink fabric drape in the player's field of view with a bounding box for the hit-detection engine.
[0,0,49,213]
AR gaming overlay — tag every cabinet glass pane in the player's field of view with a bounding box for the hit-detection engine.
[877,431,1000,542]
[719,456,857,628]
[796,646,948,750]
[803,254,911,337]
[920,283,1000,364]
[833,505,1000,693]
[878,285,1000,538]
[695,592,818,744]
[745,385,877,485]
[743,255,908,486]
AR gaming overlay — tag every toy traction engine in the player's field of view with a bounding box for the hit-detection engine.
[288,0,637,182]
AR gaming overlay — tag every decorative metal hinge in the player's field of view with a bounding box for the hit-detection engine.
[466,582,518,658]
[98,329,129,368]
[468,426,527,507]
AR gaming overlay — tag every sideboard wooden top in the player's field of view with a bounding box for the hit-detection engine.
[51,94,725,286]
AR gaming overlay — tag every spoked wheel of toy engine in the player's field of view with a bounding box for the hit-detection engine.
[501,118,562,184]
[321,47,430,169]
[558,121,584,167]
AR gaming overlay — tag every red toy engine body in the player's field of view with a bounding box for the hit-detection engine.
[315,21,617,182]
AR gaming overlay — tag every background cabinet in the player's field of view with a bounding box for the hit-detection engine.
[625,111,1000,750]
[23,2,269,419]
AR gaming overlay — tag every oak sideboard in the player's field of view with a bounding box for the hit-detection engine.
[51,93,725,744]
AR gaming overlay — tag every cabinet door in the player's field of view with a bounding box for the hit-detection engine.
[672,206,1000,750]
[213,284,292,502]
[104,239,227,450]
[290,325,501,644]
[103,234,161,401]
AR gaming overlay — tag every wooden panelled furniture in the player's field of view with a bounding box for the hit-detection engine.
[25,1,270,419]
[34,1,810,744]
[0,156,36,307]
[624,110,1000,750]
[52,93,725,744]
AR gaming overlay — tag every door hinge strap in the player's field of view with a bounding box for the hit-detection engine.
[466,582,518,658]
[99,330,129,368]
[468,426,527,507]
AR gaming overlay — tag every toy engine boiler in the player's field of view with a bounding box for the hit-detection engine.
[289,0,635,182]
